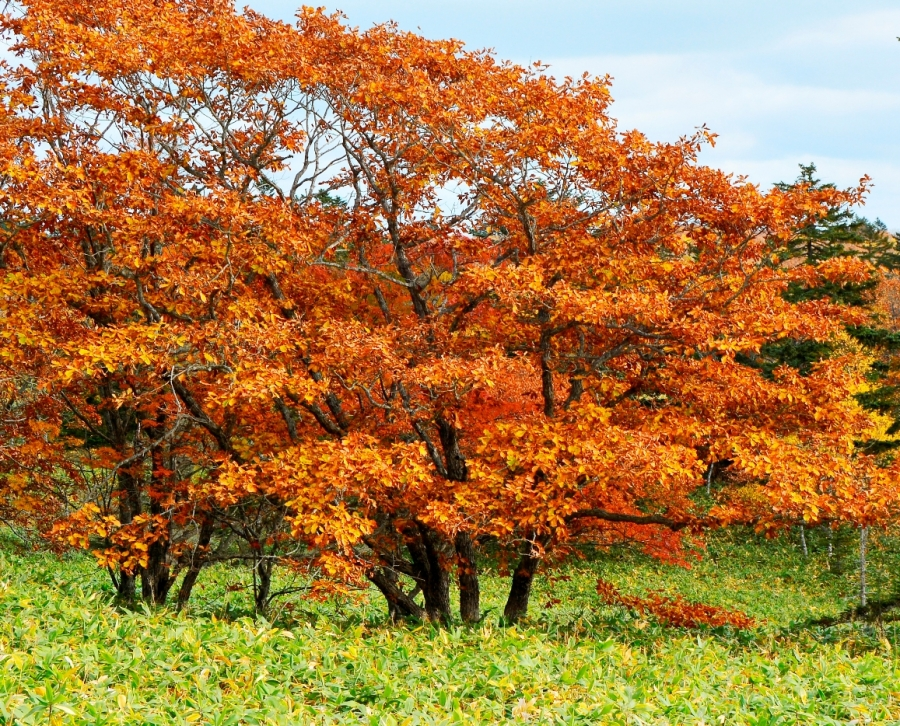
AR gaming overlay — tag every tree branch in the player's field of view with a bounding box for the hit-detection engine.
[565,508,690,531]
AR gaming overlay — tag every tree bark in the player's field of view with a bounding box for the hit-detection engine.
[860,526,868,608]
[404,523,452,624]
[116,469,141,604]
[437,417,468,482]
[368,568,425,621]
[141,522,172,605]
[364,516,427,621]
[455,531,480,623]
[420,526,451,624]
[380,565,404,621]
[436,419,481,622]
[502,548,542,624]
[117,569,136,603]
[254,556,273,616]
[141,444,172,605]
[176,519,214,610]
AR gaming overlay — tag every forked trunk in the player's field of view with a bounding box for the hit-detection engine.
[404,523,452,624]
[455,531,480,623]
[369,568,425,621]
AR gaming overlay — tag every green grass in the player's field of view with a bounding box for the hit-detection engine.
[1,529,899,724]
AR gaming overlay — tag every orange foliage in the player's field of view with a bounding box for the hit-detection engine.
[876,272,900,328]
[0,0,893,619]
[596,579,756,630]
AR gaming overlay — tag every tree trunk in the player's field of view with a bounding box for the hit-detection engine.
[424,574,451,623]
[141,469,172,604]
[503,549,542,624]
[117,570,136,603]
[799,525,808,558]
[254,556,273,616]
[404,523,452,624]
[365,515,427,621]
[420,526,451,624]
[379,565,404,621]
[455,531,480,623]
[142,424,173,604]
[369,568,425,621]
[116,469,142,604]
[860,526,868,608]
[141,537,172,605]
[176,519,214,610]
[434,420,478,623]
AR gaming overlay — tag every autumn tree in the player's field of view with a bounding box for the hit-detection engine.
[0,0,337,607]
[0,0,896,624]
[761,164,900,583]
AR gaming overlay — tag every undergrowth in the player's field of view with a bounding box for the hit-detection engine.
[1,528,898,724]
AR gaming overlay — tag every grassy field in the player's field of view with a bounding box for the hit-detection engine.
[1,529,899,725]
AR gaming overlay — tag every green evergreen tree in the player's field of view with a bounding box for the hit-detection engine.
[776,163,890,266]
[741,164,900,449]
[777,163,891,307]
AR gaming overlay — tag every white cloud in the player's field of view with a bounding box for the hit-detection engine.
[545,53,900,138]
[775,9,900,50]
[538,8,900,228]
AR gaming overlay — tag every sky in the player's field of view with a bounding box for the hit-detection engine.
[246,1,900,228]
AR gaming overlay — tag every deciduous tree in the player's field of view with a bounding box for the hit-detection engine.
[0,0,895,623]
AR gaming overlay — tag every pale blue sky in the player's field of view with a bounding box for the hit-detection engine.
[248,1,899,229]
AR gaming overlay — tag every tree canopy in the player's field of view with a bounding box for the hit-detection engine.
[0,0,895,623]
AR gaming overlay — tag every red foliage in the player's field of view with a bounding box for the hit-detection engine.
[596,579,756,630]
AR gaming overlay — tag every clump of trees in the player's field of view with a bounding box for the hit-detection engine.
[0,0,897,624]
